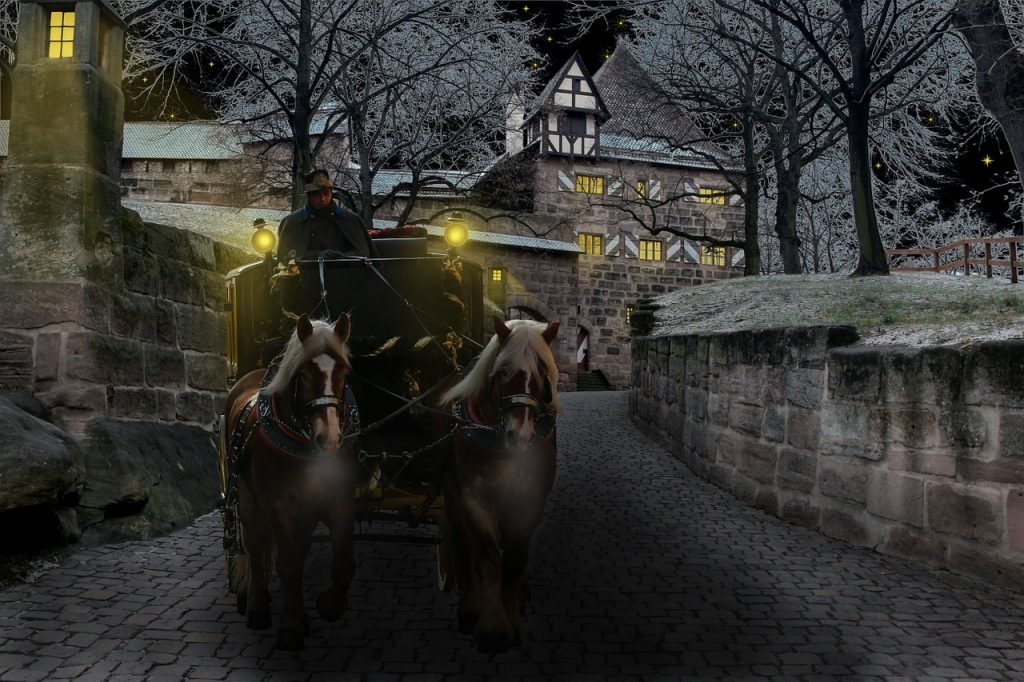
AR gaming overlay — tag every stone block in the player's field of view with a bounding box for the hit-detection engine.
[867,471,924,527]
[175,304,225,355]
[821,507,876,547]
[177,391,215,425]
[762,406,785,443]
[958,458,1024,485]
[778,448,816,493]
[736,440,777,484]
[155,389,177,421]
[881,526,946,568]
[184,231,217,270]
[0,397,84,512]
[779,494,819,528]
[1008,490,1024,554]
[143,344,186,387]
[155,299,177,346]
[947,544,1024,593]
[889,406,938,449]
[819,459,868,505]
[926,483,1001,543]
[65,332,144,385]
[731,476,756,504]
[683,388,707,421]
[821,402,883,460]
[964,341,1024,408]
[146,222,191,261]
[786,407,821,451]
[0,331,34,391]
[160,259,203,306]
[785,368,825,409]
[123,246,160,296]
[186,353,228,392]
[785,326,857,366]
[214,241,257,275]
[109,387,159,419]
[110,293,156,342]
[999,411,1024,458]
[0,282,109,333]
[716,432,742,467]
[939,407,989,450]
[708,463,734,489]
[729,401,764,437]
[882,346,964,405]
[708,393,729,426]
[37,385,108,413]
[828,347,882,402]
[202,270,226,311]
[35,333,61,382]
[887,447,956,477]
[752,487,778,515]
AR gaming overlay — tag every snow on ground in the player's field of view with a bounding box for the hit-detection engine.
[651,272,1024,347]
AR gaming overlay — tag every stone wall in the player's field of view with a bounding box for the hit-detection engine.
[0,207,254,546]
[631,328,1024,593]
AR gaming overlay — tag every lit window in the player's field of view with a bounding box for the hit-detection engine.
[639,239,662,261]
[48,11,75,58]
[578,232,603,255]
[575,174,604,194]
[636,179,647,198]
[625,305,634,324]
[490,267,505,282]
[701,245,726,266]
[698,187,726,205]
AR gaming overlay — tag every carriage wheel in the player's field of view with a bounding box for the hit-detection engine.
[436,514,458,593]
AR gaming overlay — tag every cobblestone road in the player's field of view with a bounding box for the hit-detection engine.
[2,392,1024,681]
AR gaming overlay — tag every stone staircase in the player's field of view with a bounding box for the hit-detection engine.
[576,370,614,391]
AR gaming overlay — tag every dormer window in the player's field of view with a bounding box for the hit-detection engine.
[48,11,75,58]
[559,112,587,137]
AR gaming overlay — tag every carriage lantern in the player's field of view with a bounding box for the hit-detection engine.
[250,218,277,258]
[443,212,469,252]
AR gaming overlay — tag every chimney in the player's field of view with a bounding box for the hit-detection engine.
[505,90,525,157]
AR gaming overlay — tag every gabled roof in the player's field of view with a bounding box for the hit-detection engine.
[524,52,610,124]
[123,122,243,160]
[592,45,737,169]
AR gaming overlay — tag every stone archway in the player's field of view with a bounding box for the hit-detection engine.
[508,305,547,322]
[576,325,590,371]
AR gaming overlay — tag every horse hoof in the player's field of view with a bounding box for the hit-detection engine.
[275,632,305,651]
[246,610,272,630]
[316,592,348,622]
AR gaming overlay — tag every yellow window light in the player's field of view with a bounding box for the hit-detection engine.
[48,11,75,59]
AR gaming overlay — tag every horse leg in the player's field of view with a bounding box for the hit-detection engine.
[500,532,533,645]
[270,512,316,651]
[442,484,482,635]
[461,501,514,654]
[316,504,354,622]
[239,487,273,631]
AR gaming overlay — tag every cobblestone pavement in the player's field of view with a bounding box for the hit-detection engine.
[2,391,1024,681]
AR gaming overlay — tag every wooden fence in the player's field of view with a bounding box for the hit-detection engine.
[886,237,1024,283]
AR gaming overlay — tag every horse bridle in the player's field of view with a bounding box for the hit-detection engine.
[497,378,553,416]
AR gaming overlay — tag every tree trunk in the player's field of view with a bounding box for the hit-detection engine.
[848,104,890,275]
[291,0,314,210]
[953,0,1024,234]
[769,135,803,274]
[742,122,761,276]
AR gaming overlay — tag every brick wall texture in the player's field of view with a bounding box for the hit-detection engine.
[631,328,1024,594]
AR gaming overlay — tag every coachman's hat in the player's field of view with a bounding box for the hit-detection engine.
[303,170,334,193]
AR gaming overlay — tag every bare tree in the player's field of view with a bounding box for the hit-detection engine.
[132,0,538,210]
[953,0,1024,231]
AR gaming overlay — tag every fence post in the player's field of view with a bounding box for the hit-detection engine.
[964,243,970,276]
[986,242,992,278]
[934,251,940,273]
[1012,241,1019,284]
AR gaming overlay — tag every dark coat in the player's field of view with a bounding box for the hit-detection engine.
[276,202,376,264]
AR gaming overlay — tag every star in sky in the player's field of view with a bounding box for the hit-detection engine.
[982,155,994,168]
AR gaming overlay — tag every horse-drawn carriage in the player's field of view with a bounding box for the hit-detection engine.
[218,222,561,653]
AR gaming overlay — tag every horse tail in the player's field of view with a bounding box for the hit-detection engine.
[229,551,250,595]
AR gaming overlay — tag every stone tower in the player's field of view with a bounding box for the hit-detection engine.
[0,0,126,433]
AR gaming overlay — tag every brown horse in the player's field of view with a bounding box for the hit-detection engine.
[223,313,358,651]
[440,316,561,653]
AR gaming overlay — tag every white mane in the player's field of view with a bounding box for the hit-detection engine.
[261,319,350,396]
[443,319,561,413]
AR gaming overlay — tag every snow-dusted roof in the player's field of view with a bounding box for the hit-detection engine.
[375,221,580,254]
[601,133,739,171]
[122,122,244,160]
[366,169,483,197]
